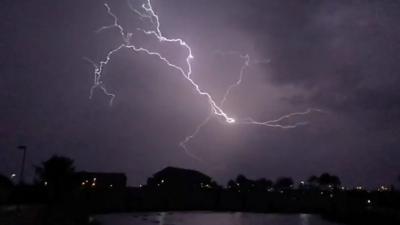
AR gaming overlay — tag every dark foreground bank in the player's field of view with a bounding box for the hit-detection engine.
[2,186,400,225]
[1,163,399,224]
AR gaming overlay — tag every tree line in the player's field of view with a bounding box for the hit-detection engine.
[1,154,399,194]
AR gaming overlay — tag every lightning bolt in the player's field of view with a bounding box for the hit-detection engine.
[87,0,323,161]
[179,51,322,156]
[240,108,324,128]
[180,51,267,155]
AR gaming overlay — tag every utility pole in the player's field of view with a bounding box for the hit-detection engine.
[17,145,27,185]
[16,145,27,212]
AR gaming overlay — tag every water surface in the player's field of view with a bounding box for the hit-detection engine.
[96,212,343,225]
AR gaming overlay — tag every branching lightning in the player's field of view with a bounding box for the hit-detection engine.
[87,0,323,160]
[180,51,268,153]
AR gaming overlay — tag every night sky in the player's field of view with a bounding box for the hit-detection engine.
[1,0,400,188]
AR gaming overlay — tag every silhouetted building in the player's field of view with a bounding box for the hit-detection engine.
[75,172,127,189]
[146,167,218,191]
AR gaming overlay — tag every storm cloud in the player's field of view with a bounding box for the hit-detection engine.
[1,0,400,188]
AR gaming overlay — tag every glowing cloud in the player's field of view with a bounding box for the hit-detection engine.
[87,0,322,160]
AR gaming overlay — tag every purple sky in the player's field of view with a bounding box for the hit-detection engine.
[1,0,400,188]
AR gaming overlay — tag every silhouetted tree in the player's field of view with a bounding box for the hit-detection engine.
[254,178,273,191]
[235,174,252,192]
[318,173,341,189]
[307,175,319,186]
[228,176,273,192]
[236,175,248,184]
[274,177,294,190]
[35,155,76,201]
[306,173,341,190]
[227,180,236,189]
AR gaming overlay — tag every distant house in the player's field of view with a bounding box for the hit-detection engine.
[75,172,127,189]
[146,167,218,191]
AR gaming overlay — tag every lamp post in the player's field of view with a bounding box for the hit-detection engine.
[16,145,27,212]
[17,145,27,185]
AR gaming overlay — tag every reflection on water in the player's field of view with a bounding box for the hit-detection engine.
[96,212,342,225]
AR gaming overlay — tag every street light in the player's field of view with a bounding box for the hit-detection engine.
[16,145,27,212]
[17,145,27,185]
